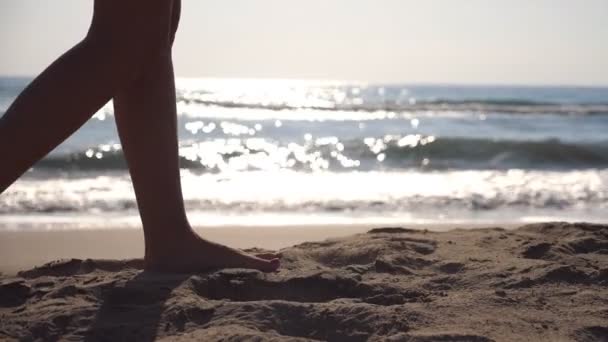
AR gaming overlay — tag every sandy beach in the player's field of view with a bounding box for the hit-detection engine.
[0,224,374,276]
[1,221,606,341]
[0,223,512,276]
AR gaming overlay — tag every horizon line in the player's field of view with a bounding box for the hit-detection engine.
[1,74,607,89]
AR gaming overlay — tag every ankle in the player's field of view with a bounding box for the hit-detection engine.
[143,221,194,253]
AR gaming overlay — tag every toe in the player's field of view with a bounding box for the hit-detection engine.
[266,258,281,272]
[255,252,283,260]
[251,257,280,272]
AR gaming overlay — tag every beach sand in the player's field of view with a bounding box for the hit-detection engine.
[1,222,607,341]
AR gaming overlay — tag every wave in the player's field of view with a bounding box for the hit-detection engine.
[36,150,203,171]
[35,137,608,172]
[377,137,608,170]
[3,196,606,215]
[2,169,607,215]
[178,97,608,115]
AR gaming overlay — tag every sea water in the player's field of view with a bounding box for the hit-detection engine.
[1,77,607,229]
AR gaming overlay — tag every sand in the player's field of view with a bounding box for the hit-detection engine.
[0,223,504,275]
[1,222,607,341]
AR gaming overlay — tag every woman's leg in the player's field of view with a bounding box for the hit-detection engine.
[0,0,173,192]
[112,0,279,272]
[0,0,279,272]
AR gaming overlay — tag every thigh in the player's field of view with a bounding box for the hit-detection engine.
[170,0,181,46]
[88,0,175,50]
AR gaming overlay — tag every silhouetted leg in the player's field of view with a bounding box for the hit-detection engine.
[0,0,174,192]
[112,0,280,272]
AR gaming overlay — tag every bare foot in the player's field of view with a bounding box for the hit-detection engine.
[144,229,281,273]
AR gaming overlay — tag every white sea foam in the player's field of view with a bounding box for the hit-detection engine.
[2,170,606,223]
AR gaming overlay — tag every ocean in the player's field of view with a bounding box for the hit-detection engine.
[1,77,607,230]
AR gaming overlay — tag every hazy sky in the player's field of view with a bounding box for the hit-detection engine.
[1,0,607,85]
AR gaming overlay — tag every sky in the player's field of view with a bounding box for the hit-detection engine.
[0,0,607,85]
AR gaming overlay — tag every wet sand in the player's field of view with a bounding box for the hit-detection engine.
[1,222,607,341]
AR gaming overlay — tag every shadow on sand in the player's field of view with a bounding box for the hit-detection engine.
[83,271,190,342]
